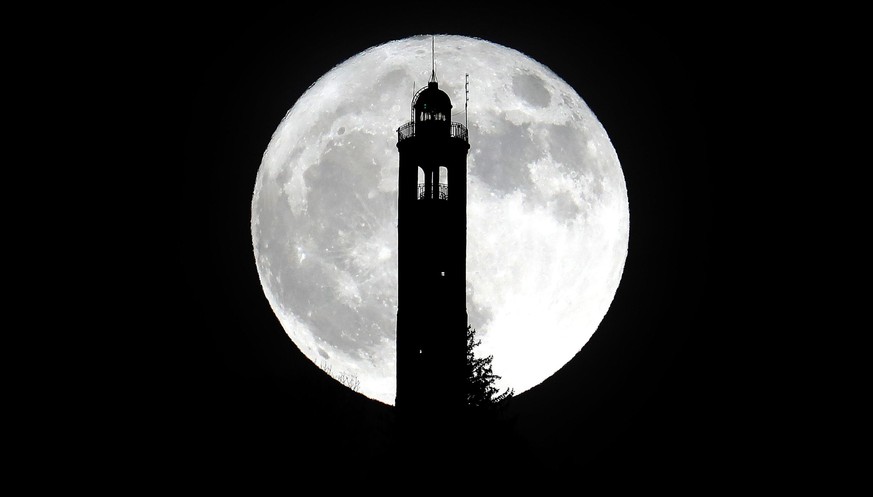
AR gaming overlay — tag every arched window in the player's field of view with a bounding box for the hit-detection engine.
[438,166,448,200]
[417,167,426,200]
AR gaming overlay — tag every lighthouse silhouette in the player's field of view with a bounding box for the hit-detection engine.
[395,45,470,429]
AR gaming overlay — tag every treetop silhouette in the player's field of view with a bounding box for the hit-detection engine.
[465,325,513,411]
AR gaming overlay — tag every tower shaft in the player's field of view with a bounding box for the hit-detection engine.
[395,80,470,420]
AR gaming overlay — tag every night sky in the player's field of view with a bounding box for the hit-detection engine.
[157,5,721,485]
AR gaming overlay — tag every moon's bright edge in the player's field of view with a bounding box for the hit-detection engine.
[252,35,629,405]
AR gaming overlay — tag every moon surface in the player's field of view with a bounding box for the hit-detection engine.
[251,35,629,405]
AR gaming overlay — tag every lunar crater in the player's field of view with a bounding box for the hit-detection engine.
[512,73,551,108]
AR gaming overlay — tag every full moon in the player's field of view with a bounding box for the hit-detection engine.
[252,35,629,405]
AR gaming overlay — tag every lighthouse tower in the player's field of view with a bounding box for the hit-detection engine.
[395,63,470,420]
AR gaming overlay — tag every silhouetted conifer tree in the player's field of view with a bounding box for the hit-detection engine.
[465,325,513,410]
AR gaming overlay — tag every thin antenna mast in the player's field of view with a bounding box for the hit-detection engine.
[430,35,437,83]
[465,73,469,129]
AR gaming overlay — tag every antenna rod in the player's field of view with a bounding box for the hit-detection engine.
[431,35,436,82]
[465,73,469,129]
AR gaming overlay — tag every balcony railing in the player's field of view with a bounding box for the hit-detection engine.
[450,122,469,142]
[418,183,448,201]
[397,121,468,143]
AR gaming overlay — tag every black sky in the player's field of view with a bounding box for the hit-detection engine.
[156,5,721,486]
